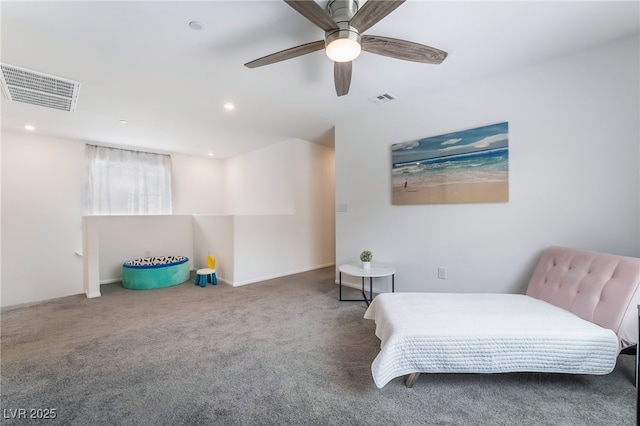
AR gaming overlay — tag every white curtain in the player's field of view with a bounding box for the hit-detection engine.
[86,144,172,215]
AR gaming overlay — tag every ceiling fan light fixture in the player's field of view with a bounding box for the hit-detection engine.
[325,24,362,63]
[326,38,361,62]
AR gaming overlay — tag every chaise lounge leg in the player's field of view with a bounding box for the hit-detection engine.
[405,373,420,388]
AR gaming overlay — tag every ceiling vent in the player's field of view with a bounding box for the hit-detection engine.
[0,63,81,112]
[368,93,396,105]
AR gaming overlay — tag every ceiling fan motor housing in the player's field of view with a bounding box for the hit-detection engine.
[325,0,361,50]
[328,0,358,23]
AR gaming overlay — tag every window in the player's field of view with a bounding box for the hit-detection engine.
[86,144,172,215]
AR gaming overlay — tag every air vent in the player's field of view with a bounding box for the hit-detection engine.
[368,93,397,104]
[0,63,81,112]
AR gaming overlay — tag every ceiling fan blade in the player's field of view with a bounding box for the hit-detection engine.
[244,40,325,68]
[361,35,448,64]
[334,61,352,97]
[350,0,405,33]
[284,0,338,32]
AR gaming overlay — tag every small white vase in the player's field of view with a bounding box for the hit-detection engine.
[362,261,371,269]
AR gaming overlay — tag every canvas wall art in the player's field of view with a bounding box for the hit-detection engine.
[391,122,509,205]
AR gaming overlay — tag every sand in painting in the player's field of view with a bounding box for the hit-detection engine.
[393,181,508,205]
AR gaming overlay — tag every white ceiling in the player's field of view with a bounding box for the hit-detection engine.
[1,1,638,159]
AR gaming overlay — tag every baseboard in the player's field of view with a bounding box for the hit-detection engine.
[99,274,229,287]
[231,263,336,287]
[96,263,335,289]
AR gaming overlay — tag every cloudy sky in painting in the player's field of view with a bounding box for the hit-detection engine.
[392,122,509,165]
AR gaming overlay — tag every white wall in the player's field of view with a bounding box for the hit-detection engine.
[192,214,234,281]
[1,132,85,306]
[335,35,640,295]
[293,140,336,268]
[172,153,224,215]
[233,214,301,284]
[82,215,194,298]
[223,139,295,215]
[221,138,336,285]
[1,132,227,306]
[96,215,194,282]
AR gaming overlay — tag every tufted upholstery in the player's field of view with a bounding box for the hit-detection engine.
[526,246,640,349]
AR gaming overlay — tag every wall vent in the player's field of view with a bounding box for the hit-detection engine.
[368,93,396,104]
[0,63,81,112]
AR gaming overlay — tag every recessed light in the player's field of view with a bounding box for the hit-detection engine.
[24,124,35,131]
[223,102,235,111]
[119,120,127,124]
[208,152,214,157]
[189,21,202,31]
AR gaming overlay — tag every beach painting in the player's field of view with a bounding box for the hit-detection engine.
[391,122,509,205]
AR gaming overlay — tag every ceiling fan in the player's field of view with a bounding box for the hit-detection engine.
[244,0,448,97]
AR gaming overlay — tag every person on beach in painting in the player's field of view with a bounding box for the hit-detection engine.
[404,178,408,190]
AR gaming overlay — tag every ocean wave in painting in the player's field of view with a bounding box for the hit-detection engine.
[392,147,508,189]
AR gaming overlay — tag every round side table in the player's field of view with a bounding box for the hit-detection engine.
[338,263,395,305]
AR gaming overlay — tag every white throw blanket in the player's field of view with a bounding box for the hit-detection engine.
[364,293,619,388]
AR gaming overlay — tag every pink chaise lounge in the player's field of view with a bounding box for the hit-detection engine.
[364,246,640,388]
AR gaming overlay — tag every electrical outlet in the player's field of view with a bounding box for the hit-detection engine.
[437,267,447,280]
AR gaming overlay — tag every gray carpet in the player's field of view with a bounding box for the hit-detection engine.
[1,267,636,425]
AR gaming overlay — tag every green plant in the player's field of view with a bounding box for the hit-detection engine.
[360,250,372,262]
